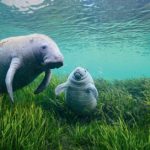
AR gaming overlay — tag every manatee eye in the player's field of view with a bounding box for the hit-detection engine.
[41,45,47,50]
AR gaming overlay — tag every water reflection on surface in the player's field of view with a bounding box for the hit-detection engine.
[1,0,48,13]
[0,0,150,79]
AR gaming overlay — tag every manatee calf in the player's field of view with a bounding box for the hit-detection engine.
[0,34,64,102]
[55,67,98,114]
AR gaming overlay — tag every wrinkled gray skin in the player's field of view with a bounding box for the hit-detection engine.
[0,34,64,103]
[55,67,98,114]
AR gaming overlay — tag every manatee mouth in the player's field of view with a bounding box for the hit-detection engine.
[50,62,63,69]
[43,61,63,69]
[74,72,83,80]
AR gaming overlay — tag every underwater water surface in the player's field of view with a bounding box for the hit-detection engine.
[0,0,150,79]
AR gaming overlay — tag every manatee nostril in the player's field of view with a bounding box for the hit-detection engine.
[54,56,58,60]
[54,55,63,61]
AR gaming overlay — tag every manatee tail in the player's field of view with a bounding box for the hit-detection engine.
[55,82,68,96]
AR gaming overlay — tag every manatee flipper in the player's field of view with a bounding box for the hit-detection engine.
[34,69,51,94]
[5,57,22,103]
[55,82,68,96]
[86,84,99,99]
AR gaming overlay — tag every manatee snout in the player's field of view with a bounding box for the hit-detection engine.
[43,54,64,69]
[41,41,64,69]
[73,67,86,80]
[74,72,82,80]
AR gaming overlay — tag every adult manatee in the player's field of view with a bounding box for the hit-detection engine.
[0,34,64,102]
[55,67,98,114]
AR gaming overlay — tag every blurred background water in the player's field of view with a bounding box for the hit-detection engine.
[0,0,150,79]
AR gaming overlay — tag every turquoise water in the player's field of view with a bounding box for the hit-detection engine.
[0,0,150,79]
